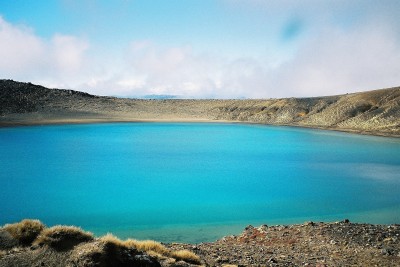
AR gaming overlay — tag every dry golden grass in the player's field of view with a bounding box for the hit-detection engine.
[124,239,169,255]
[145,250,167,260]
[97,234,170,255]
[169,249,201,264]
[97,235,173,263]
[99,233,126,247]
[1,219,203,265]
[3,219,45,245]
[34,225,94,250]
[123,238,201,264]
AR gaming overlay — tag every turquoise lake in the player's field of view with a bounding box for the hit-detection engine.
[0,123,400,243]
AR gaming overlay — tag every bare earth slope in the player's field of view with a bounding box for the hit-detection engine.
[1,80,399,136]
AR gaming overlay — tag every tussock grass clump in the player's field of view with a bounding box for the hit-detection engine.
[34,225,94,250]
[3,219,45,246]
[99,233,126,248]
[124,238,201,264]
[94,234,129,265]
[169,249,201,264]
[124,239,169,255]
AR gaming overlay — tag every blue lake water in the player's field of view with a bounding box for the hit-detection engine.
[0,123,400,243]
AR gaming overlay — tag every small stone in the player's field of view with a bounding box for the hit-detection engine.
[381,247,395,256]
[244,225,254,231]
[383,237,393,243]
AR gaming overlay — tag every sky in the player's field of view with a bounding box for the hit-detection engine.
[1,0,400,98]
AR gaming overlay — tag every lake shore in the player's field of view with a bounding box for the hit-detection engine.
[1,219,399,266]
[1,80,400,137]
[1,112,399,139]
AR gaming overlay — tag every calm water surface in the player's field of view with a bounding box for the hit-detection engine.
[0,123,399,243]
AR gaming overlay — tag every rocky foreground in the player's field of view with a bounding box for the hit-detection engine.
[1,80,400,137]
[1,220,400,266]
[168,220,400,266]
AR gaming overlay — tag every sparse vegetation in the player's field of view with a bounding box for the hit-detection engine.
[3,219,45,246]
[124,238,201,264]
[34,225,94,250]
[169,249,201,264]
[95,234,136,265]
[99,233,126,247]
[124,239,169,255]
[98,234,201,265]
[97,235,201,264]
[0,219,202,265]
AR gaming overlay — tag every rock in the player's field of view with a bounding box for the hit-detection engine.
[304,221,315,226]
[381,247,395,256]
[244,225,254,231]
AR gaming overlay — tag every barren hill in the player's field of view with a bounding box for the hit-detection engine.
[1,80,399,136]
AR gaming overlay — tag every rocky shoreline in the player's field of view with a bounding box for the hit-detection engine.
[1,80,400,137]
[1,219,399,266]
[169,220,400,266]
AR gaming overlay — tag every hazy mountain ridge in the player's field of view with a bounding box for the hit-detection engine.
[1,80,399,136]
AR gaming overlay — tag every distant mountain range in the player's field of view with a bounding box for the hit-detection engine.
[142,94,179,99]
[1,79,399,136]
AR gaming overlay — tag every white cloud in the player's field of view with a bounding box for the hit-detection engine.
[220,0,400,97]
[51,34,89,73]
[107,41,271,98]
[0,16,89,87]
[127,42,220,97]
[0,16,287,98]
[272,23,400,97]
[1,4,400,99]
[0,17,45,74]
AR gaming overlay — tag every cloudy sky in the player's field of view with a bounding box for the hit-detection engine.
[1,0,400,98]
